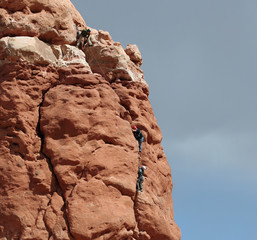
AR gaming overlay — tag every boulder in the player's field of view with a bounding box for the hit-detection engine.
[0,36,56,65]
[0,0,86,44]
[0,36,92,70]
[84,30,146,83]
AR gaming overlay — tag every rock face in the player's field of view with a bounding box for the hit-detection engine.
[0,1,181,240]
[0,0,85,44]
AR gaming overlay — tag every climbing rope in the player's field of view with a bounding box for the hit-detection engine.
[138,153,141,168]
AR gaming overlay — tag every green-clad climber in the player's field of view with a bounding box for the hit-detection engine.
[136,166,147,192]
[76,28,93,48]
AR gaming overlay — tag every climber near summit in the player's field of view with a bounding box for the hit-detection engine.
[137,165,147,192]
[76,27,93,49]
[132,125,144,152]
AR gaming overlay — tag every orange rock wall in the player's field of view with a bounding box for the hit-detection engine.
[0,1,180,239]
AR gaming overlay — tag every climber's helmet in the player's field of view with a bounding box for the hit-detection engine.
[87,29,91,32]
[132,125,137,131]
[142,166,147,170]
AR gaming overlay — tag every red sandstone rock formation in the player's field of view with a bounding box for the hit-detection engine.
[0,1,181,239]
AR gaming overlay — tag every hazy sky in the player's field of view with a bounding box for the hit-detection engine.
[71,1,257,239]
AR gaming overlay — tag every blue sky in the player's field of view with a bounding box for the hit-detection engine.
[71,1,257,239]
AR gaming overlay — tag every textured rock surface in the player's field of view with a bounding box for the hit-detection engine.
[0,36,92,69]
[85,30,145,83]
[0,0,181,240]
[0,0,85,44]
[0,36,56,64]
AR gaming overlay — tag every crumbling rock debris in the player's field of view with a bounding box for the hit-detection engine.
[0,0,181,239]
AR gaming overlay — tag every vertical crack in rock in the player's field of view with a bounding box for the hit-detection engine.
[110,82,152,239]
[36,87,51,161]
[110,83,144,239]
[133,192,140,239]
[36,87,74,239]
[133,194,151,239]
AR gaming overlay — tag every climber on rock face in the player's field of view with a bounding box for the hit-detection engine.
[76,28,93,49]
[137,166,146,192]
[132,125,144,152]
